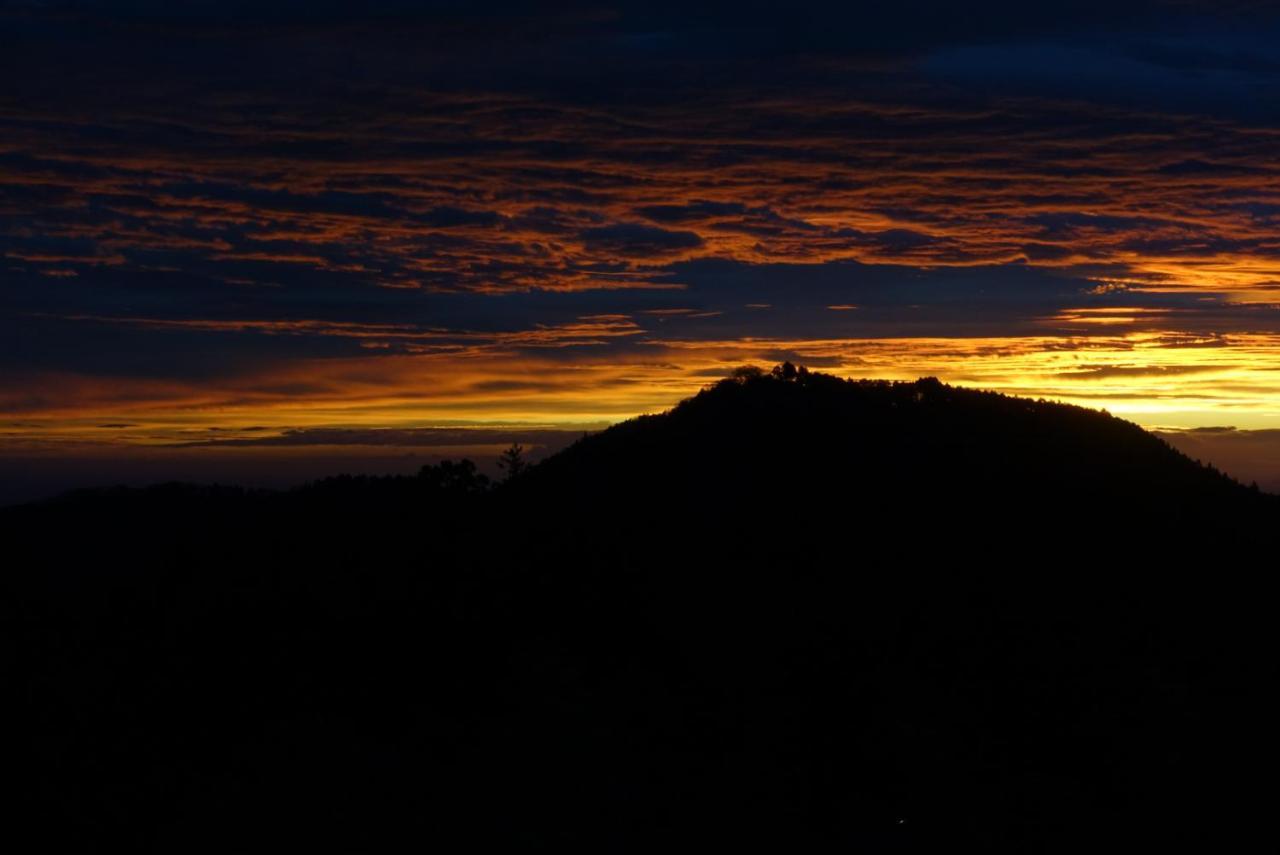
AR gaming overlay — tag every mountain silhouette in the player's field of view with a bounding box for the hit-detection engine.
[512,365,1266,531]
[6,367,1274,852]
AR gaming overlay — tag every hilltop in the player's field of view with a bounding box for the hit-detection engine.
[516,365,1265,528]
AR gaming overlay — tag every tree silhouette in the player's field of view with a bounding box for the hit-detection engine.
[497,442,527,480]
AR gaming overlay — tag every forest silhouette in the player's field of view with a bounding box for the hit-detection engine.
[6,366,1274,851]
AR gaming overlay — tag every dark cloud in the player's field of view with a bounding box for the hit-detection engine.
[419,206,505,229]
[579,224,704,255]
[635,202,751,223]
[168,426,587,449]
[754,349,847,368]
[1053,364,1221,379]
[1128,39,1280,75]
[1156,159,1268,177]
[155,182,411,219]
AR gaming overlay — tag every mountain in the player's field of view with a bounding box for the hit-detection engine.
[512,365,1267,534]
[6,367,1274,852]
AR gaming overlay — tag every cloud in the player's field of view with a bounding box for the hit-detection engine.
[1050,364,1221,379]
[635,201,750,223]
[1155,159,1267,177]
[579,224,705,255]
[167,426,588,449]
[753,349,847,367]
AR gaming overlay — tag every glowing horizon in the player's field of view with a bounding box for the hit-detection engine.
[7,329,1280,454]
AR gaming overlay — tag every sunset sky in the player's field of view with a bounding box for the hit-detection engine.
[5,1,1280,499]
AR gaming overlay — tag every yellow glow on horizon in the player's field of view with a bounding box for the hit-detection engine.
[5,329,1280,457]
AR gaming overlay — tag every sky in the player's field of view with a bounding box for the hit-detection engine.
[5,0,1280,500]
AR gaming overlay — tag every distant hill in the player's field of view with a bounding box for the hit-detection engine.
[514,365,1268,534]
[6,367,1274,852]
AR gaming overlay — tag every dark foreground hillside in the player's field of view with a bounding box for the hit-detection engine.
[6,368,1275,852]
